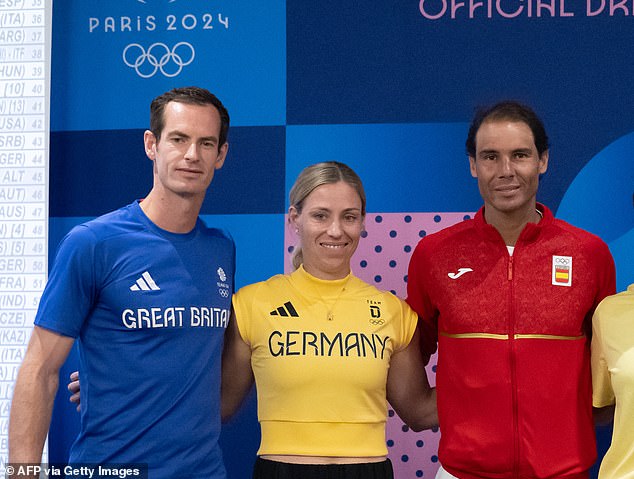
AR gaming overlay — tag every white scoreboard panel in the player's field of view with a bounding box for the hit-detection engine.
[0,0,51,471]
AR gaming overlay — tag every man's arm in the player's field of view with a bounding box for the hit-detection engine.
[220,308,254,421]
[9,326,75,463]
[406,238,440,365]
[387,325,438,431]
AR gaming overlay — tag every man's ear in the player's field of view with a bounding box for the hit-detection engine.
[469,156,478,178]
[538,150,549,174]
[214,142,229,170]
[144,130,157,160]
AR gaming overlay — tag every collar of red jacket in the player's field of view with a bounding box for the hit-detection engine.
[474,202,554,244]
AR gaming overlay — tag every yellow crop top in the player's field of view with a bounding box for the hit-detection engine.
[232,266,418,457]
[592,284,634,479]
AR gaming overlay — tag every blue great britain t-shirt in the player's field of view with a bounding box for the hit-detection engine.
[35,201,235,478]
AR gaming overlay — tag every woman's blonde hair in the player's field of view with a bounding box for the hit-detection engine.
[289,161,366,270]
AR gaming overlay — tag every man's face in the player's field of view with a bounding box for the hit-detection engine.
[144,101,228,200]
[469,120,548,219]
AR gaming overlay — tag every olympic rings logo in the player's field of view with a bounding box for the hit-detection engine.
[123,42,195,78]
[219,289,229,298]
[554,257,571,265]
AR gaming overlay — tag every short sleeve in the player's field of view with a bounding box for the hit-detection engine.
[389,298,418,353]
[591,303,615,407]
[232,283,258,346]
[34,224,99,338]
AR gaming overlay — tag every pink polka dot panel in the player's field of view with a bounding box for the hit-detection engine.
[285,211,473,478]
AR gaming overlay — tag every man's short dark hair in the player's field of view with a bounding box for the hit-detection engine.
[149,86,230,149]
[466,101,549,157]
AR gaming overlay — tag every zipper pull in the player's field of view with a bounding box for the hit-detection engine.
[508,255,514,281]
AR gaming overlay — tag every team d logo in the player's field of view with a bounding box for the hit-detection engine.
[552,255,572,287]
[368,302,384,325]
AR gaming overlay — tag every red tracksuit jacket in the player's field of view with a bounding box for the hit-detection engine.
[407,204,615,479]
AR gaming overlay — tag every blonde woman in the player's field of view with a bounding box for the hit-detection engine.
[222,161,437,479]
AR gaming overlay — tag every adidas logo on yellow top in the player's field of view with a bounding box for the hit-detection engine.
[270,301,299,317]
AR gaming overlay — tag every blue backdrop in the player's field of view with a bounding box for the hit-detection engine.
[47,1,633,477]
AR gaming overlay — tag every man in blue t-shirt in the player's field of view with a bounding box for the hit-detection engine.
[9,87,234,479]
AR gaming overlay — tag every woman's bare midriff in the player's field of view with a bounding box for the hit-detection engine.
[259,455,387,464]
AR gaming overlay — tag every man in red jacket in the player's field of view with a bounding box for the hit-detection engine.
[406,101,616,479]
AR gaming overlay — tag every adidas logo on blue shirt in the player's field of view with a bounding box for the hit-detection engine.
[130,271,160,291]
